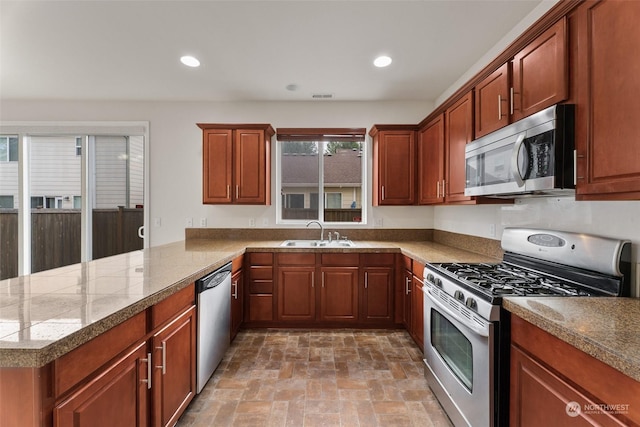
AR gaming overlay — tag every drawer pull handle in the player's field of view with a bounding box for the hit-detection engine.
[141,353,152,389]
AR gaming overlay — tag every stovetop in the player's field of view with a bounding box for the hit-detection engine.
[431,262,594,298]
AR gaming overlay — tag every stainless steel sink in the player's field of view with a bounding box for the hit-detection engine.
[280,239,356,248]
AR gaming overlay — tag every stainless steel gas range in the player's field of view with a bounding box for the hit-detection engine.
[422,228,632,427]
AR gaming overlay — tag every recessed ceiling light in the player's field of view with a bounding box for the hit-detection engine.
[374,55,392,68]
[285,84,298,91]
[180,55,200,67]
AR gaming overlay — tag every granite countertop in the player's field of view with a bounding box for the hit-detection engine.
[503,297,640,382]
[0,238,498,368]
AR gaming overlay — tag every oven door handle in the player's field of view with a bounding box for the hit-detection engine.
[510,133,526,187]
[424,287,490,338]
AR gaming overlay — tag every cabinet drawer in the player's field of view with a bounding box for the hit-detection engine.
[412,261,425,280]
[401,255,412,271]
[151,283,195,329]
[54,310,147,397]
[361,253,395,266]
[248,295,273,321]
[249,266,273,280]
[232,255,244,273]
[277,253,316,265]
[248,252,273,265]
[249,280,273,294]
[321,253,359,266]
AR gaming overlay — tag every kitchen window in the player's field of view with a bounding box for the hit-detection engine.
[276,128,366,224]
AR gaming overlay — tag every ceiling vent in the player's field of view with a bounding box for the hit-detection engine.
[311,93,333,99]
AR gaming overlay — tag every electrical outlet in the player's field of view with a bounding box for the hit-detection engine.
[249,218,256,227]
[262,218,269,226]
[153,218,161,227]
[375,218,383,227]
[489,224,496,237]
[186,218,193,227]
[199,217,207,227]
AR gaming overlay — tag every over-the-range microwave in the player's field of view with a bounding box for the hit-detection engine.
[465,104,575,198]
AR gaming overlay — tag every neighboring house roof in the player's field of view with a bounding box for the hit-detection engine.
[282,149,362,186]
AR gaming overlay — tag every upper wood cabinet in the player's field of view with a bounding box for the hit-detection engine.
[418,114,445,205]
[370,125,417,205]
[511,17,568,121]
[474,17,568,138]
[574,0,640,200]
[198,124,274,205]
[475,63,510,138]
[445,92,475,203]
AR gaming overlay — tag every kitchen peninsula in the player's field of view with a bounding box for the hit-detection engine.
[1,230,639,426]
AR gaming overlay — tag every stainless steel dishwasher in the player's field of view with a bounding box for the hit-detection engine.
[196,262,231,393]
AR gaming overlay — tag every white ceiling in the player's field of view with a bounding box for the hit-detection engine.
[0,0,543,103]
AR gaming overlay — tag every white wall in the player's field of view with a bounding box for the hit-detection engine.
[0,100,435,245]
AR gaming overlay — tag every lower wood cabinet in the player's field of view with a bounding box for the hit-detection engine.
[277,265,316,321]
[151,306,196,427]
[54,341,149,427]
[510,314,640,426]
[231,255,244,341]
[53,285,196,427]
[410,273,424,350]
[360,254,395,325]
[319,266,359,322]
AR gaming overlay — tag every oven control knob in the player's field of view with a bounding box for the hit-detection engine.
[465,297,477,311]
[454,290,465,301]
[434,278,443,288]
[427,273,435,283]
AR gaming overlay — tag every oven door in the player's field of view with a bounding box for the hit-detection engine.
[423,284,495,427]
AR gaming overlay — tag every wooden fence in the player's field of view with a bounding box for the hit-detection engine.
[283,208,362,222]
[0,208,143,280]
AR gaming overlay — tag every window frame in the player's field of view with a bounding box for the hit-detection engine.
[275,128,366,226]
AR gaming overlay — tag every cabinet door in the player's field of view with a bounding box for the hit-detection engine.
[474,63,510,138]
[231,269,243,341]
[418,114,445,205]
[54,341,149,427]
[319,267,359,322]
[375,130,416,205]
[575,0,640,199]
[152,306,196,427]
[445,92,475,203]
[402,269,412,330]
[410,275,424,350]
[512,17,568,121]
[234,129,268,204]
[202,129,233,204]
[361,267,394,323]
[510,345,625,427]
[277,266,316,321]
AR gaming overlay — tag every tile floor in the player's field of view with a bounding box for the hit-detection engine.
[177,329,453,427]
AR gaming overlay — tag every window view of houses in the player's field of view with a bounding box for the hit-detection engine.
[280,141,363,223]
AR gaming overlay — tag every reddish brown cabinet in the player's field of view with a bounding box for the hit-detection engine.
[410,261,424,350]
[276,253,316,322]
[417,114,446,205]
[511,17,568,121]
[53,285,196,427]
[198,124,274,205]
[475,17,568,138]
[319,266,359,322]
[510,314,640,426]
[230,257,243,342]
[370,125,417,205]
[445,92,475,203]
[360,254,395,324]
[151,306,196,427]
[475,63,510,138]
[245,252,274,324]
[54,341,149,427]
[574,0,640,200]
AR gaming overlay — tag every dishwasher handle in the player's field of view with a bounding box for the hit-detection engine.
[196,262,232,293]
